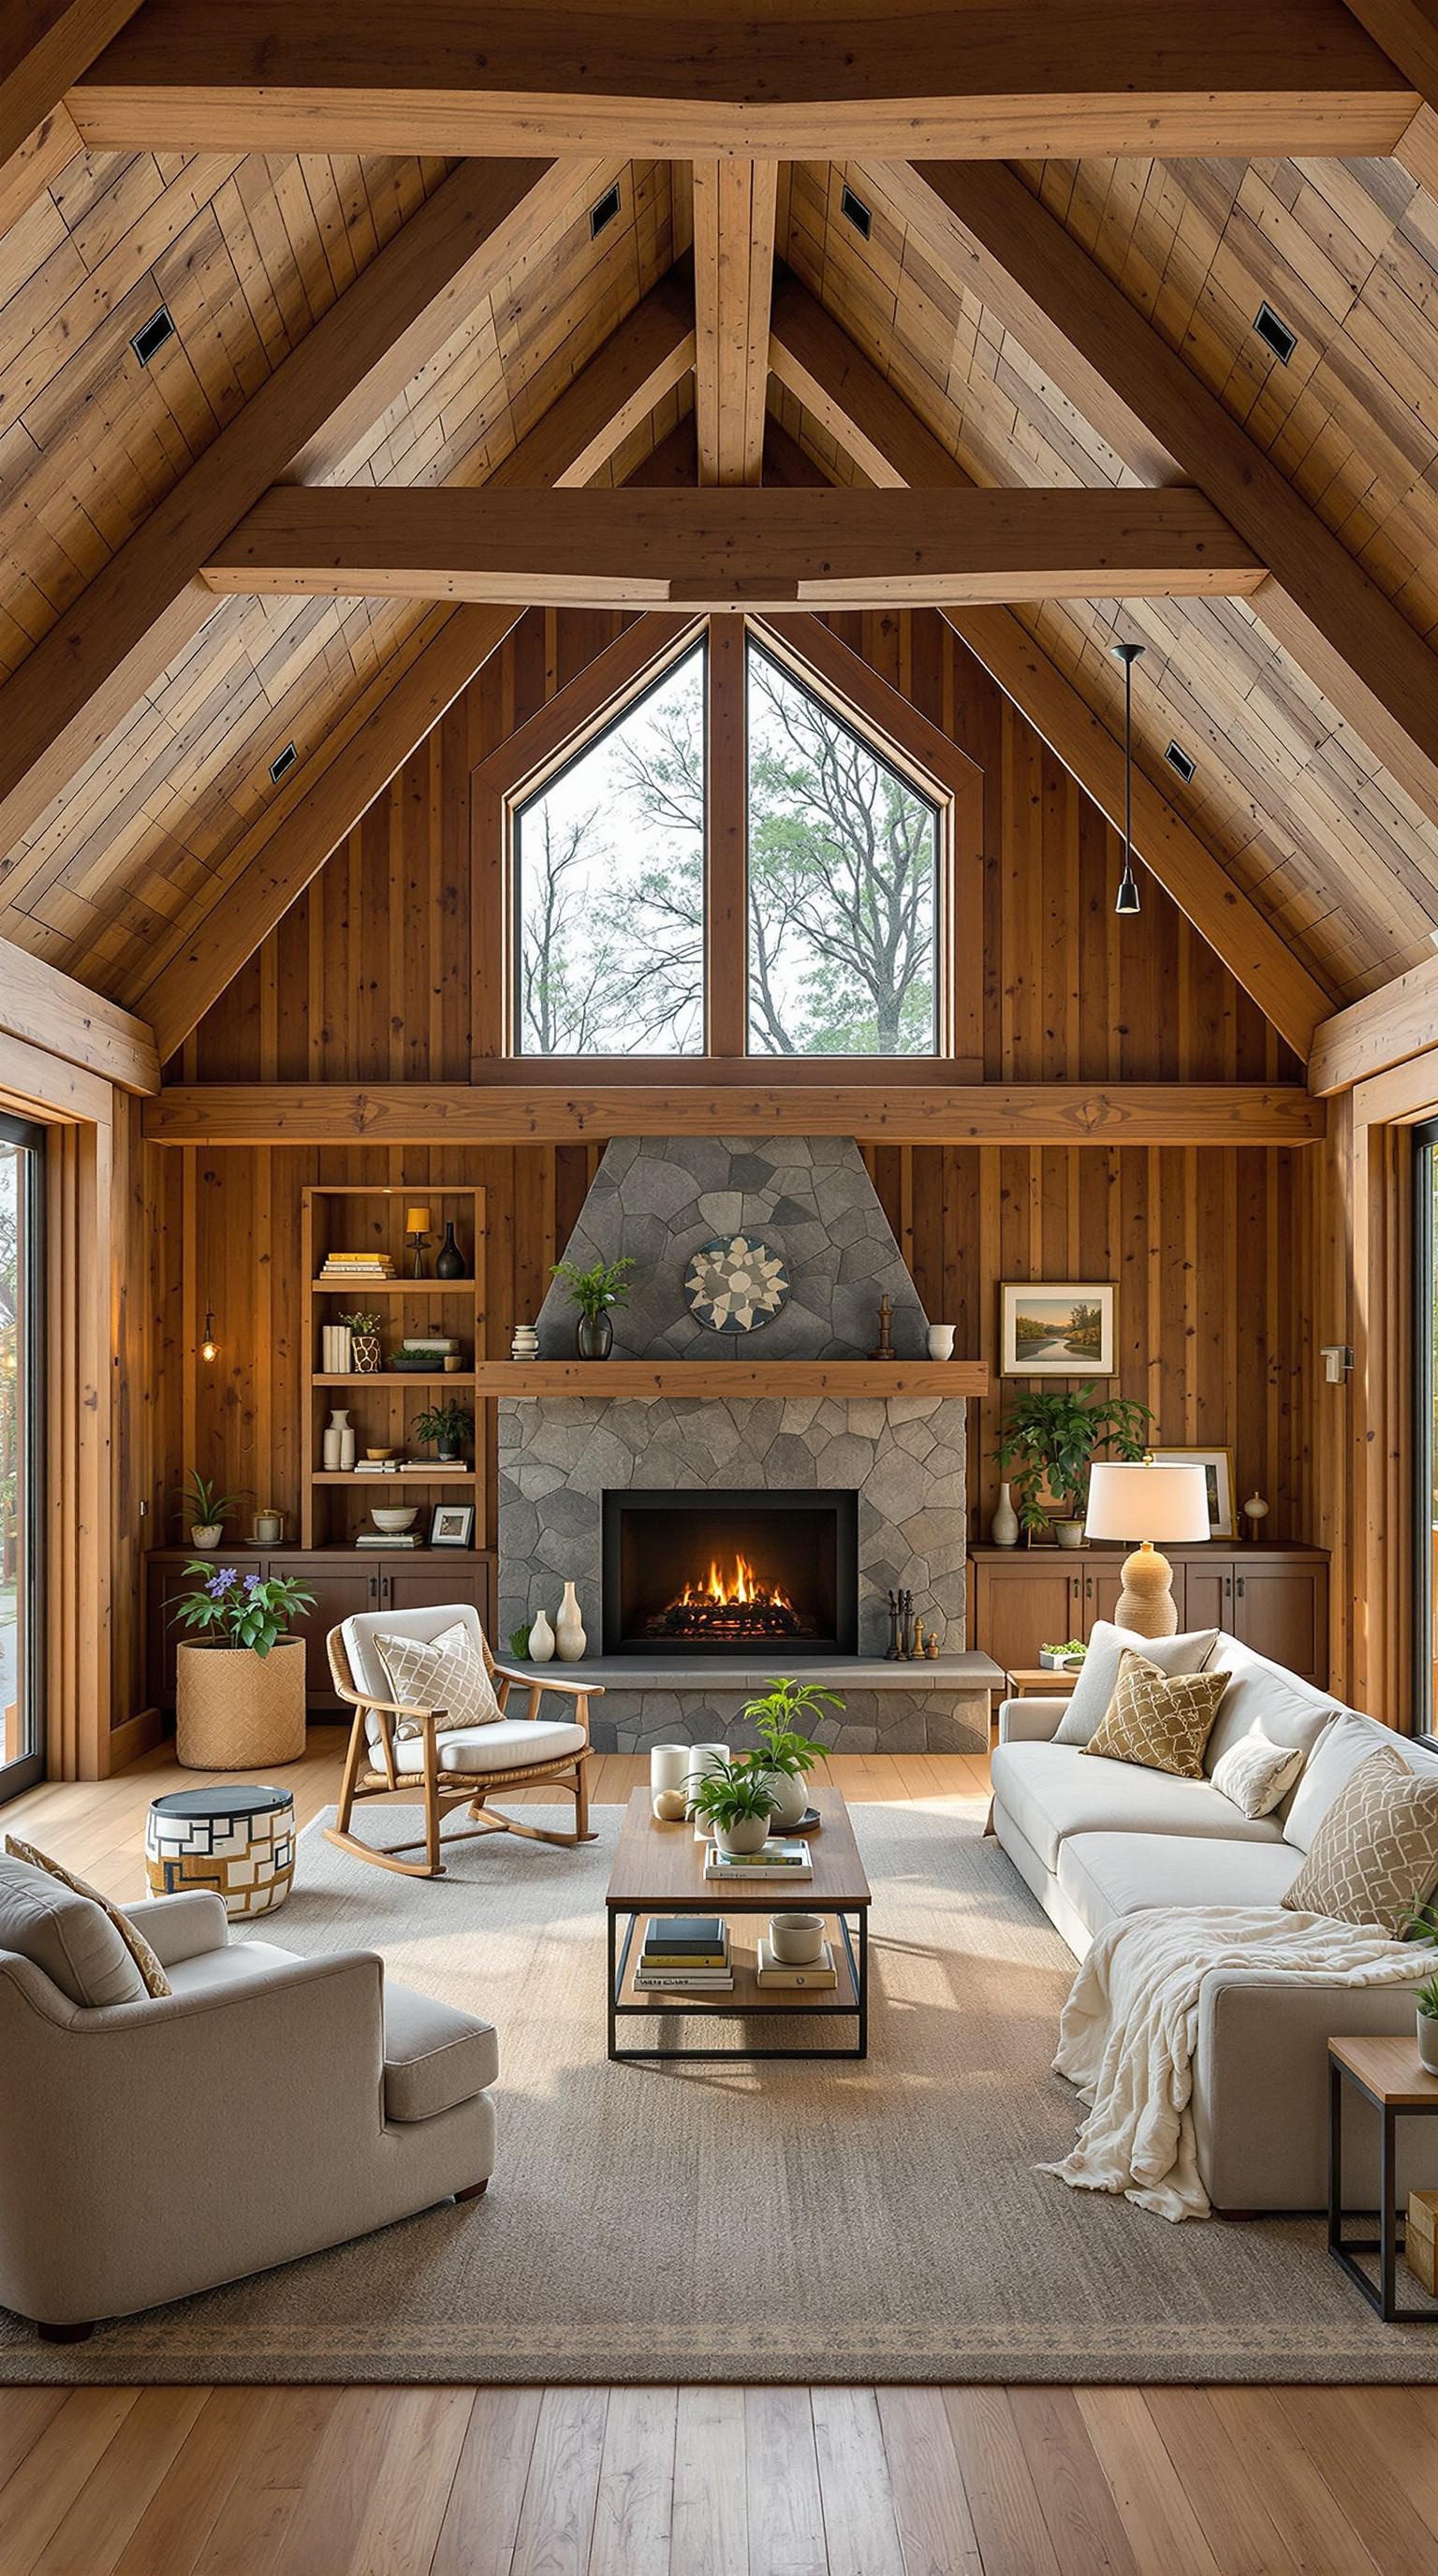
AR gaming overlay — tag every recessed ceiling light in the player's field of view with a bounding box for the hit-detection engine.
[269,742,298,785]
[1164,740,1196,784]
[1253,301,1297,366]
[130,305,174,367]
[841,185,873,242]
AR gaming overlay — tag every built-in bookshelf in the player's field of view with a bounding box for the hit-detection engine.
[301,1184,487,1551]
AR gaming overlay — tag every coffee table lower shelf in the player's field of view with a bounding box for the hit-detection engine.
[607,1908,868,2061]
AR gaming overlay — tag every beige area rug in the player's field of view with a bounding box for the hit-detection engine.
[9,1797,1438,2386]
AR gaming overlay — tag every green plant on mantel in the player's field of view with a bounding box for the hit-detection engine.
[995,1383,1152,1538]
[550,1254,635,1320]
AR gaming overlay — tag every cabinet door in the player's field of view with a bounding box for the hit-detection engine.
[1181,1560,1233,1636]
[385,1559,495,1632]
[1078,1564,1127,1632]
[973,1561,1081,1674]
[1233,1562,1327,1687]
[284,1558,384,1701]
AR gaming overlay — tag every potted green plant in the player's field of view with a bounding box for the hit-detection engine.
[411,1398,475,1463]
[995,1383,1152,1547]
[338,1309,383,1374]
[174,1469,245,1554]
[1040,1639,1088,1672]
[742,1676,844,1828]
[169,1563,316,1769]
[550,1254,635,1360]
[688,1756,778,1856]
[1418,1966,1438,2076]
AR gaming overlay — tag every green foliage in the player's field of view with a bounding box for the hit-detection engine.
[411,1400,475,1450]
[1419,1971,1438,2023]
[1040,1640,1088,1661]
[742,1676,844,1777]
[994,1384,1152,1536]
[550,1255,634,1320]
[174,1469,244,1530]
[170,1563,315,1659]
[687,1759,778,1830]
[336,1309,382,1335]
[507,1622,533,1661]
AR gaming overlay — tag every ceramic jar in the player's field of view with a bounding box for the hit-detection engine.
[555,1580,587,1662]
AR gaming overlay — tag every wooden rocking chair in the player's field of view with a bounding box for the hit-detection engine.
[325,1604,601,1880]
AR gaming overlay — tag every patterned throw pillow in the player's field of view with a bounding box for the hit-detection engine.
[1282,1749,1438,1937]
[1082,1649,1229,1779]
[1211,1727,1307,1820]
[4,1834,170,1998]
[374,1622,501,1742]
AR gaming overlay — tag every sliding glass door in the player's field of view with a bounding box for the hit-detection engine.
[1417,1121,1438,1739]
[0,1117,43,1800]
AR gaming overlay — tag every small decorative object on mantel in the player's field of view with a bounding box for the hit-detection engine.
[511,1323,539,1360]
[529,1605,555,1662]
[927,1324,956,1360]
[411,1398,474,1464]
[175,1469,243,1555]
[990,1482,1020,1547]
[684,1235,789,1334]
[434,1222,467,1280]
[404,1206,432,1278]
[887,1588,915,1660]
[925,1632,940,1660]
[1242,1489,1269,1544]
[507,1621,532,1661]
[339,1310,383,1374]
[871,1293,897,1361]
[913,1616,927,1658]
[250,1507,286,1546]
[554,1580,587,1662]
[551,1254,635,1360]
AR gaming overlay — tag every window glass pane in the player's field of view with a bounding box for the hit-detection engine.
[1421,1126,1438,1734]
[0,1123,41,1795]
[513,640,706,1054]
[746,642,939,1057]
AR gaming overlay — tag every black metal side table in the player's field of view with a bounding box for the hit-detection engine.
[1328,2036,1438,2323]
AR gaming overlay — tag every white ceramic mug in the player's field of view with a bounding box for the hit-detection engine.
[650,1745,690,1798]
[769,1912,826,1966]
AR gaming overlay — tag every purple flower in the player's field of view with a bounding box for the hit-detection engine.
[206,1568,238,1599]
[242,1573,262,1593]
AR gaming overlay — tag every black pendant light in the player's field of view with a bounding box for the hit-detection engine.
[1110,638,1144,916]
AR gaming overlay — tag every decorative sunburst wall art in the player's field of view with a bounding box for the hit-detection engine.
[683,1235,790,1335]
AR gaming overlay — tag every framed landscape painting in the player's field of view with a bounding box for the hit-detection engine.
[1000,1282,1116,1377]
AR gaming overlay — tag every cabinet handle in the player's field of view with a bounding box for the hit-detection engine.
[1236,1574,1245,1601]
[368,1574,379,1602]
[1084,1575,1093,1600]
[1224,1575,1232,1601]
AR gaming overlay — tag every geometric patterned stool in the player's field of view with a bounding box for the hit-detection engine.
[145,1782,296,1920]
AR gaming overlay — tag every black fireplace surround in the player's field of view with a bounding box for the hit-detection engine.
[602,1488,859,1659]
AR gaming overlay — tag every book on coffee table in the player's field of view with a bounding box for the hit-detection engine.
[704,1839,813,1881]
[756,1939,837,1990]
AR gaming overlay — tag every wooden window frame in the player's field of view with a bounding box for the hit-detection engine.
[470,608,985,1082]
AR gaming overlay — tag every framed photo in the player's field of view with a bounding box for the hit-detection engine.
[1000,1282,1116,1377]
[1149,1445,1236,1543]
[428,1502,476,1548]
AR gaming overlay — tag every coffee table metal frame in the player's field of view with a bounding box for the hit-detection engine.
[1328,2040,1438,2324]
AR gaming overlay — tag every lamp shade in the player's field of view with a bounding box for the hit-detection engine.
[1084,1459,1210,1544]
[404,1205,432,1234]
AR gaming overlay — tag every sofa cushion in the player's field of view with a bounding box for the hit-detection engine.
[1084,1652,1229,1778]
[374,1620,501,1742]
[1281,1709,1438,1852]
[990,1740,1284,1874]
[1282,1749,1438,1937]
[391,1717,587,1776]
[1,1840,169,2003]
[1202,1635,1341,1779]
[1055,1829,1304,1946]
[1211,1727,1307,1820]
[1053,1620,1220,1745]
[383,1980,499,2121]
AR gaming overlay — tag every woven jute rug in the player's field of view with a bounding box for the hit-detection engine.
[9,1797,1438,2385]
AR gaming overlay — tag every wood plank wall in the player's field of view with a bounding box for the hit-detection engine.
[142,606,1315,1723]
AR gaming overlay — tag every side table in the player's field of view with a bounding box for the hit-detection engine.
[1005,1667,1080,1699]
[1328,2036,1438,2322]
[145,1782,297,1921]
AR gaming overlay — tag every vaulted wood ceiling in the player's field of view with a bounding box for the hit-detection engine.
[5,8,1438,1052]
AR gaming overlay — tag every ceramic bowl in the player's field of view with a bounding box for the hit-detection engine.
[365,1446,398,1462]
[371,1506,418,1534]
[768,1911,826,1966]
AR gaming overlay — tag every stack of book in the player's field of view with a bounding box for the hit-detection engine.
[756,1938,837,1991]
[318,1252,396,1281]
[356,1529,422,1549]
[353,1458,406,1474]
[633,1915,733,1992]
[704,1839,813,1882]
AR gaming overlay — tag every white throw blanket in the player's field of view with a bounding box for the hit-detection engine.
[1041,1905,1421,2221]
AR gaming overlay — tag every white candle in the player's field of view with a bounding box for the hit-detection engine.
[649,1745,690,1797]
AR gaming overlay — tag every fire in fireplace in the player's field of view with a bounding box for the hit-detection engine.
[602,1489,858,1659]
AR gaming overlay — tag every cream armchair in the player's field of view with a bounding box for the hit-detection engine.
[0,1862,496,2339]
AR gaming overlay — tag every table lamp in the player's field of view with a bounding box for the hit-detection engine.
[1083,1456,1211,1637]
[404,1204,433,1278]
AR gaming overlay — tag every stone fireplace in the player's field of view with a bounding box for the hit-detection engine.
[497,1136,998,1751]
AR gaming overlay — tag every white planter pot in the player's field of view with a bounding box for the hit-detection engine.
[763,1770,810,1830]
[190,1523,223,1552]
[714,1813,770,1856]
[1418,2009,1438,2075]
[1054,1519,1086,1551]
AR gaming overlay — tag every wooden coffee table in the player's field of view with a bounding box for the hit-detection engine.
[606,1784,872,2062]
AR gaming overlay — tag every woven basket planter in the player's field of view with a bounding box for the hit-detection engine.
[176,1637,306,1770]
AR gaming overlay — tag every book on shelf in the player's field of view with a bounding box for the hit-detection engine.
[704,1840,813,1880]
[756,1939,837,1990]
[320,1257,395,1274]
[355,1533,422,1548]
[403,1336,460,1353]
[641,1916,728,1969]
[353,1460,405,1474]
[633,1972,735,1992]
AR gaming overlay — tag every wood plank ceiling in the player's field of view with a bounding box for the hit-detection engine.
[2,60,1438,1021]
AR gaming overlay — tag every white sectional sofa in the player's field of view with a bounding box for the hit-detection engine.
[991,1626,1438,2211]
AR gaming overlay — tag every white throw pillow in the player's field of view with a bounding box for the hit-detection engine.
[1282,1708,1416,1852]
[1201,1632,1341,1778]
[1052,1619,1220,1745]
[374,1622,501,1742]
[1210,1726,1307,1820]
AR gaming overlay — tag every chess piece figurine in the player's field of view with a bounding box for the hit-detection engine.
[871,1293,896,1361]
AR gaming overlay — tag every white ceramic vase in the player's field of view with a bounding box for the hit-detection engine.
[764,1769,810,1830]
[1419,2010,1438,2075]
[529,1608,555,1664]
[991,1481,1020,1547]
[555,1580,587,1662]
[926,1324,956,1360]
[323,1408,348,1471]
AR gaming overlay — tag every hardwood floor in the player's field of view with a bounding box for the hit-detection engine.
[1,1735,1432,2575]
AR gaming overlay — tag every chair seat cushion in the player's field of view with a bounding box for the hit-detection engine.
[396,1717,587,1777]
[990,1740,1284,1875]
[383,1979,499,2121]
[1056,1830,1305,1946]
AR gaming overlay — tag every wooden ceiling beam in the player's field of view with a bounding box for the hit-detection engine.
[70,3,1414,159]
[0,155,593,871]
[0,4,137,239]
[142,1081,1326,1149]
[1307,951,1438,1095]
[132,271,695,1061]
[878,158,1438,836]
[693,161,776,486]
[202,486,1264,612]
[0,933,157,1092]
[767,280,1333,1061]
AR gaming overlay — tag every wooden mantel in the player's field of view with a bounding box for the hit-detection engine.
[473,1361,989,1398]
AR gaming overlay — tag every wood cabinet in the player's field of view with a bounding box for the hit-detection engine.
[969,1547,1329,1689]
[146,1548,497,1713]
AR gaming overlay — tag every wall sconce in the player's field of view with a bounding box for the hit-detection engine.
[1320,1343,1354,1383]
[199,1308,219,1365]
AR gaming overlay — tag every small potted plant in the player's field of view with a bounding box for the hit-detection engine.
[1419,1967,1438,2077]
[175,1469,244,1554]
[1039,1639,1088,1672]
[339,1309,383,1374]
[412,1398,475,1463]
[550,1254,635,1360]
[995,1384,1152,1548]
[742,1676,843,1829]
[688,1756,778,1856]
[169,1563,316,1769]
